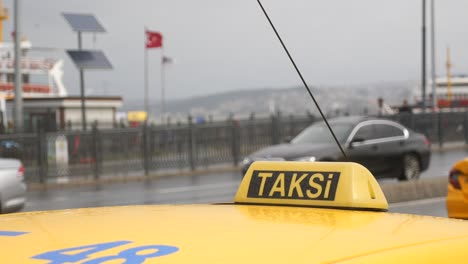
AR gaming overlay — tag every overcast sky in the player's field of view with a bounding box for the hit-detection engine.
[4,0,468,101]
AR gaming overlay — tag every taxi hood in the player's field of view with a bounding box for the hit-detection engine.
[2,205,468,263]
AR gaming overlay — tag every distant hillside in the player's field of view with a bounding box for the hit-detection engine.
[123,81,416,122]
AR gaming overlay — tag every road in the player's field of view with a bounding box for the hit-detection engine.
[25,172,241,211]
[389,197,447,217]
[22,148,468,216]
[24,174,449,217]
[421,148,468,179]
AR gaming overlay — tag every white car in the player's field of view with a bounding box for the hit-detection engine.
[0,158,26,213]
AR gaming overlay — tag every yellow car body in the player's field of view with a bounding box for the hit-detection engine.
[446,158,468,219]
[2,204,468,264]
[2,161,468,263]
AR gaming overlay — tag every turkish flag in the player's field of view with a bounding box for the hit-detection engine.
[162,56,173,64]
[146,31,163,48]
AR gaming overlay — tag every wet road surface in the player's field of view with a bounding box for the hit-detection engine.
[22,149,468,216]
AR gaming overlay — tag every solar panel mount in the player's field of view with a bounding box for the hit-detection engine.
[66,50,112,70]
[63,13,106,33]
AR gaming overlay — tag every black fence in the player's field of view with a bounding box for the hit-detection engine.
[389,111,468,146]
[1,114,312,183]
[1,111,467,183]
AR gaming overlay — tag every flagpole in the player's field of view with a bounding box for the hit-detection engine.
[430,0,437,110]
[144,27,149,121]
[161,46,166,125]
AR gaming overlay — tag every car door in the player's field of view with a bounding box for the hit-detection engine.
[346,123,382,175]
[372,122,408,176]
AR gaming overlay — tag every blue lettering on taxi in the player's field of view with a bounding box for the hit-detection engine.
[0,231,28,236]
[32,241,179,264]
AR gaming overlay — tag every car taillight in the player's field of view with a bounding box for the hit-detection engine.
[424,136,430,146]
[449,169,461,189]
[18,164,24,178]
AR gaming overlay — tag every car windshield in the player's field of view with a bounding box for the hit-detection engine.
[290,122,354,144]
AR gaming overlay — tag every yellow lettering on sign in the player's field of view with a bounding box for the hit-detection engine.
[269,173,285,197]
[324,173,334,199]
[288,173,308,198]
[306,173,324,199]
[258,172,273,196]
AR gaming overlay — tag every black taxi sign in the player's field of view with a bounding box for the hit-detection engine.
[246,170,340,201]
[235,161,388,211]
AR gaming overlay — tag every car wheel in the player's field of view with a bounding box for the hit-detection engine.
[398,154,421,181]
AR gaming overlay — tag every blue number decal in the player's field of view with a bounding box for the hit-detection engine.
[82,245,179,264]
[0,231,28,236]
[32,240,131,264]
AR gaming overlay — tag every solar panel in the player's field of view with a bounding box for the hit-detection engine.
[63,13,106,33]
[66,50,112,70]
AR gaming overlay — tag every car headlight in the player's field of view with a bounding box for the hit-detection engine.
[293,156,316,162]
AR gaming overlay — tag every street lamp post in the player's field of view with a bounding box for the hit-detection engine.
[77,31,87,131]
[421,0,427,111]
[430,0,437,111]
[63,13,108,131]
[13,0,23,132]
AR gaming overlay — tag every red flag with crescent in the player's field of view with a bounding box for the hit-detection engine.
[146,31,163,48]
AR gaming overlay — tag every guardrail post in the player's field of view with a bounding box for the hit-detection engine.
[430,111,437,144]
[149,124,157,171]
[270,114,280,145]
[230,118,240,166]
[36,121,47,184]
[176,121,183,168]
[248,113,255,150]
[288,114,295,138]
[142,122,150,176]
[277,111,282,143]
[91,121,101,180]
[188,115,195,171]
[409,112,415,130]
[438,112,443,148]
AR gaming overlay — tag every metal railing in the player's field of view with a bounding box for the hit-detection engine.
[1,111,466,183]
[388,111,468,146]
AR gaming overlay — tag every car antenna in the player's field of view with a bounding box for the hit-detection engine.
[256,0,348,161]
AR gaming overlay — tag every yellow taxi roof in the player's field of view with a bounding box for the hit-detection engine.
[2,204,468,263]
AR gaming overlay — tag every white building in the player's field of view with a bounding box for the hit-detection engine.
[0,40,123,131]
[6,96,122,131]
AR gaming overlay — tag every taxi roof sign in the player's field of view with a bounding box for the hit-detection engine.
[127,111,148,122]
[235,161,388,211]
